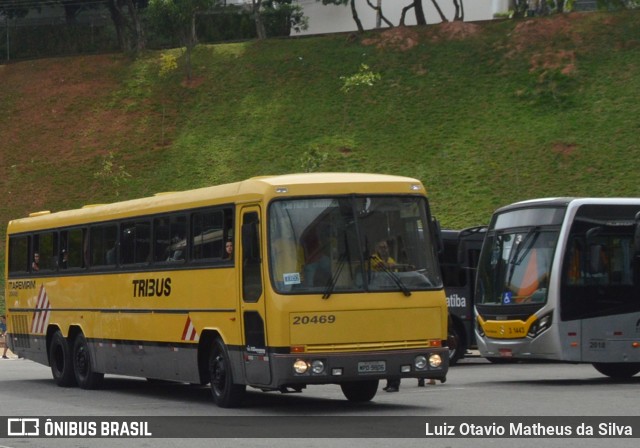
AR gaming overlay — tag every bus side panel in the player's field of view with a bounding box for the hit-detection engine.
[580,313,640,363]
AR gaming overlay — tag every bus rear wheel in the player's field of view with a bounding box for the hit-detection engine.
[340,380,379,402]
[593,362,640,379]
[73,333,104,389]
[49,330,77,387]
[209,339,246,408]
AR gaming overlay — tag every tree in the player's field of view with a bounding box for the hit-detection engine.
[261,0,308,36]
[147,0,215,80]
[106,0,148,53]
[252,0,267,39]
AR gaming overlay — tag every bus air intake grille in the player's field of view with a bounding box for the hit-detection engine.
[303,340,429,353]
[11,314,31,348]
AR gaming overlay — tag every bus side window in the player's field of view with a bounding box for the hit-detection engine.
[90,224,118,268]
[8,236,29,275]
[61,228,85,270]
[120,220,151,265]
[242,212,262,302]
[154,215,187,263]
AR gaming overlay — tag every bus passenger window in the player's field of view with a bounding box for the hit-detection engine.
[154,215,187,263]
[90,225,118,267]
[192,210,224,260]
[121,220,151,265]
[63,228,86,270]
[8,236,29,274]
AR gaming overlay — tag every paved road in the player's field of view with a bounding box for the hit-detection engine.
[0,353,638,448]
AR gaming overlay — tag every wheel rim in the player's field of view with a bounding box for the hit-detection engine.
[75,346,89,378]
[212,354,227,394]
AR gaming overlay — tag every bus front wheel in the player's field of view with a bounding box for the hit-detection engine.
[49,330,77,387]
[209,339,246,408]
[340,380,379,402]
[73,333,104,389]
[593,362,640,379]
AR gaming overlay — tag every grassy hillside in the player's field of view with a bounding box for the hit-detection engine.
[1,11,640,309]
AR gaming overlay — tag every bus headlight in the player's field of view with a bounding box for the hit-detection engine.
[293,359,309,374]
[414,355,428,370]
[527,312,553,338]
[311,360,325,374]
[429,354,442,368]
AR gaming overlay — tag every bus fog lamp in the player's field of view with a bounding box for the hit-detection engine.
[293,359,309,374]
[311,360,325,374]
[414,355,428,370]
[331,368,343,376]
[401,365,411,373]
[429,354,442,368]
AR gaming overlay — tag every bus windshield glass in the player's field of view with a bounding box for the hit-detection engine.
[268,196,441,295]
[477,227,559,306]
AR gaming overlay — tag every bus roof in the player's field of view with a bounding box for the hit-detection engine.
[8,173,425,234]
[493,197,640,216]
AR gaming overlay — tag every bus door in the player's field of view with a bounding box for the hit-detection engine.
[239,207,271,385]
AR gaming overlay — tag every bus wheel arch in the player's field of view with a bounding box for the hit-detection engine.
[197,330,220,385]
[208,337,246,408]
[593,362,640,379]
[48,327,77,387]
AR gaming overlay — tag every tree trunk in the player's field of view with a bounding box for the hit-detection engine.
[365,0,393,28]
[106,0,129,52]
[430,0,448,22]
[253,0,267,40]
[414,0,426,25]
[400,4,413,27]
[349,0,364,33]
[125,0,145,52]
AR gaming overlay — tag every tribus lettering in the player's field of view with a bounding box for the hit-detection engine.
[132,278,172,297]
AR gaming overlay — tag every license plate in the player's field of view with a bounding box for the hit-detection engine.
[358,360,386,374]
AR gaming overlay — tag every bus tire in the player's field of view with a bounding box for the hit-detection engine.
[73,333,104,389]
[49,330,77,387]
[340,380,379,402]
[593,362,640,379]
[209,339,246,408]
[448,324,465,366]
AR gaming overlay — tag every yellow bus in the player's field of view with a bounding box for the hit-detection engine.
[5,173,448,407]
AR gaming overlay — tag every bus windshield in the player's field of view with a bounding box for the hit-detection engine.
[268,196,441,295]
[476,228,559,306]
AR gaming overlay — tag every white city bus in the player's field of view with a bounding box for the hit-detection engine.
[475,198,640,378]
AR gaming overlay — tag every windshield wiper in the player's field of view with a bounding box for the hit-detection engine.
[322,252,348,300]
[371,256,412,297]
[506,227,540,288]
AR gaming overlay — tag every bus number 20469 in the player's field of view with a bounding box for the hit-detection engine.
[293,315,336,325]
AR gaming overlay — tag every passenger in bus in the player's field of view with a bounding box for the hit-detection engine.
[166,235,185,261]
[223,239,233,260]
[60,249,69,269]
[32,253,40,271]
[371,239,396,271]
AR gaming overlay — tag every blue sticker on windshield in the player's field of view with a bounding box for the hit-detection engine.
[502,291,512,305]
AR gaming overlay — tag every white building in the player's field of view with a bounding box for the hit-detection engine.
[292,0,511,36]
